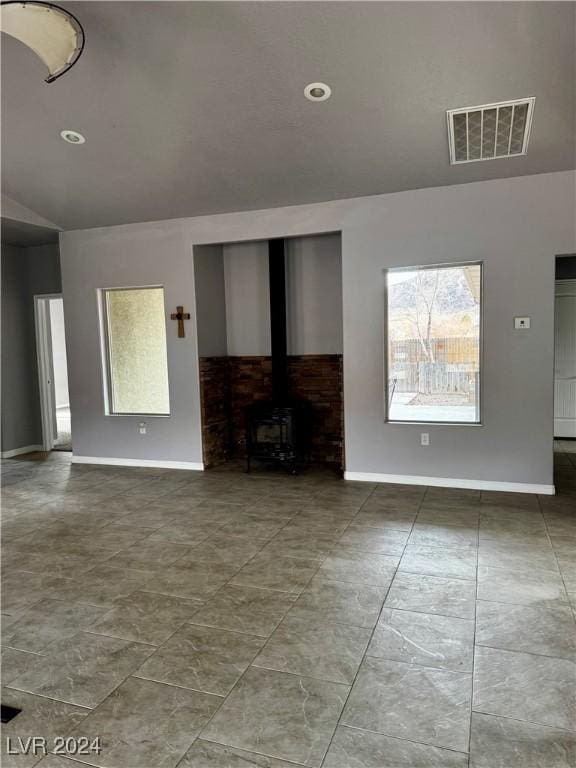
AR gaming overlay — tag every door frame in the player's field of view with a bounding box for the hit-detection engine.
[34,293,62,451]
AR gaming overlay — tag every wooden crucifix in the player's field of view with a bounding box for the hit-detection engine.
[170,306,190,338]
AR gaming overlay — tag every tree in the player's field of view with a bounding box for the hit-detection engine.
[413,269,440,365]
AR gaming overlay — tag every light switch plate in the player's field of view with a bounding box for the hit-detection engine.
[514,317,530,329]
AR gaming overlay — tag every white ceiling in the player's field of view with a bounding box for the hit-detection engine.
[1,1,574,230]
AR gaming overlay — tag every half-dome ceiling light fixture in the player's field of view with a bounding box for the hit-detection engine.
[0,1,84,83]
[304,82,332,102]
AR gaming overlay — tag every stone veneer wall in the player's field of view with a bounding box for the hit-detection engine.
[198,355,343,468]
[198,357,230,467]
[286,355,343,466]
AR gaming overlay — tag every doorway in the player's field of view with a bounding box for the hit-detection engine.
[34,294,72,451]
[554,256,576,443]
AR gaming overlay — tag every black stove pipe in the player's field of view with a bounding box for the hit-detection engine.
[268,238,288,403]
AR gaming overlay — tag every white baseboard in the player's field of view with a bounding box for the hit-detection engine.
[71,455,204,471]
[1,445,44,458]
[344,471,555,495]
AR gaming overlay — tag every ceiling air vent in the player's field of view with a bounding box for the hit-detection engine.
[447,98,535,164]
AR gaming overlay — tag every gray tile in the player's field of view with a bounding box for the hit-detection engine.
[427,488,480,504]
[416,506,480,528]
[323,725,469,768]
[3,548,96,579]
[476,601,576,659]
[88,590,202,645]
[341,656,472,752]
[385,571,476,619]
[190,585,297,637]
[545,518,576,538]
[31,757,84,768]
[178,741,296,767]
[136,623,264,695]
[336,526,409,556]
[477,565,568,607]
[549,535,576,557]
[253,615,371,683]
[7,631,154,708]
[481,491,540,509]
[2,648,46,686]
[317,550,398,587]
[308,503,366,518]
[1,571,75,615]
[1,688,88,768]
[115,505,186,528]
[408,523,478,550]
[3,599,106,654]
[103,538,193,570]
[470,711,576,768]
[229,553,319,593]
[47,565,150,608]
[149,520,226,545]
[201,667,348,767]
[370,488,425,504]
[72,676,220,768]
[352,509,417,531]
[187,533,268,567]
[368,608,474,672]
[478,540,559,573]
[279,516,350,537]
[479,516,548,541]
[144,559,238,600]
[261,528,339,560]
[558,555,576,591]
[217,516,288,540]
[399,546,477,581]
[288,578,386,628]
[473,646,576,730]
[479,506,544,525]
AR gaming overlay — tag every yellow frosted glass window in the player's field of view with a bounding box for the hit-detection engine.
[104,287,170,415]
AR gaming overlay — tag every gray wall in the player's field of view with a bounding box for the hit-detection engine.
[223,240,271,356]
[60,226,200,463]
[286,234,342,355]
[59,171,576,486]
[193,244,227,357]
[1,243,62,452]
[222,234,342,356]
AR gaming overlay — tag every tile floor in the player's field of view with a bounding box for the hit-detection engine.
[1,448,575,767]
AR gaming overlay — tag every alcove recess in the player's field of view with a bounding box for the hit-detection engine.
[193,232,344,469]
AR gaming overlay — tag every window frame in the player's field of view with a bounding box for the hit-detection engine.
[383,260,484,426]
[99,285,171,418]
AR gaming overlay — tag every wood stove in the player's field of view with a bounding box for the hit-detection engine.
[245,238,311,473]
[245,402,310,474]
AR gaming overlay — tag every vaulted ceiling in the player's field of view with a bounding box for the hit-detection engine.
[2,1,574,230]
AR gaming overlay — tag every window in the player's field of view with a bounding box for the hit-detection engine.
[386,263,482,424]
[101,287,170,415]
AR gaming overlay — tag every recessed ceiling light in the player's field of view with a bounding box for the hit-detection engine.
[304,82,331,102]
[60,130,85,144]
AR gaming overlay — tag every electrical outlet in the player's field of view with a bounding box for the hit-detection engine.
[421,433,430,446]
[139,422,147,435]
